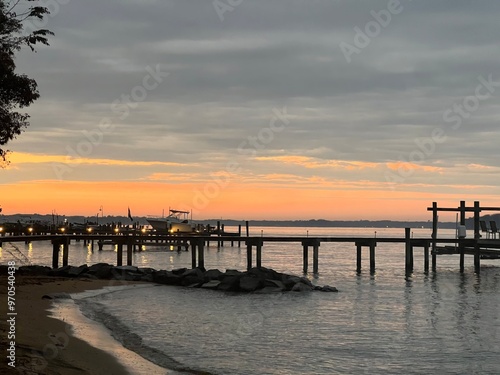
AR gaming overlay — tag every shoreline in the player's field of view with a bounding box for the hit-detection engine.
[0,275,169,375]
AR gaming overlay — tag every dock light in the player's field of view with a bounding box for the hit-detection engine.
[114,227,119,233]
[87,227,93,233]
[60,227,65,233]
[141,228,146,234]
[28,227,33,233]
[0,227,3,233]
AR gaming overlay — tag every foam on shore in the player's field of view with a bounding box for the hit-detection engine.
[49,284,181,375]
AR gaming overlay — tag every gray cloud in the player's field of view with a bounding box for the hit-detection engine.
[11,0,500,185]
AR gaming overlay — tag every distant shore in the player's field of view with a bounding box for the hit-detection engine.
[2,212,495,229]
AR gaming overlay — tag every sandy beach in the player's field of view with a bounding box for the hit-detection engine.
[0,275,164,375]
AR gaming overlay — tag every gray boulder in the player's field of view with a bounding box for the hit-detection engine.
[291,282,313,292]
[218,276,241,291]
[239,276,262,292]
[264,279,286,290]
[18,265,51,276]
[153,270,181,285]
[201,280,221,289]
[88,263,114,279]
[204,269,223,281]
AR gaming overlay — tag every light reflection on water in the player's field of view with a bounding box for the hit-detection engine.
[1,227,499,374]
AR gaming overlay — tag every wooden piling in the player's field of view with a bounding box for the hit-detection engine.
[197,241,205,269]
[117,242,123,267]
[459,200,465,273]
[52,241,60,269]
[221,224,225,247]
[245,221,249,237]
[356,244,362,273]
[302,243,309,274]
[238,225,242,247]
[369,242,376,274]
[431,202,437,272]
[256,243,262,268]
[246,242,252,271]
[217,221,221,249]
[127,238,133,266]
[191,240,197,269]
[405,228,412,275]
[313,242,319,274]
[62,238,69,267]
[474,201,480,274]
[424,243,429,273]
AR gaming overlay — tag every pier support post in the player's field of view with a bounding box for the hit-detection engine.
[459,200,465,273]
[424,242,429,273]
[369,241,376,274]
[221,224,225,247]
[473,201,481,274]
[356,244,362,273]
[313,242,320,274]
[302,243,309,274]
[198,240,205,270]
[256,242,262,268]
[52,241,60,269]
[191,240,197,269]
[405,228,412,275]
[62,237,69,267]
[238,225,242,247]
[117,242,123,267]
[431,202,437,272]
[217,221,221,249]
[127,238,133,266]
[245,221,249,237]
[246,242,252,271]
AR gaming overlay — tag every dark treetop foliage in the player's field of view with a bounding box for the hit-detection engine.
[0,0,52,160]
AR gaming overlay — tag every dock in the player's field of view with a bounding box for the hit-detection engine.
[1,201,499,276]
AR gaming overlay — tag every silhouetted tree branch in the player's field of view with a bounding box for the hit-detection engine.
[0,0,53,162]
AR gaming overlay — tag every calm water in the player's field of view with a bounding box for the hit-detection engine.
[2,227,500,374]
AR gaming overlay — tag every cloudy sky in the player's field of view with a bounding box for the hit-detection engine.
[3,0,500,220]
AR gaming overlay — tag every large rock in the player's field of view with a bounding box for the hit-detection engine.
[181,268,205,286]
[248,267,280,281]
[88,263,114,279]
[264,279,286,291]
[48,265,72,277]
[204,269,223,282]
[217,276,241,292]
[201,280,221,289]
[239,276,262,292]
[114,265,139,273]
[224,269,244,277]
[153,270,181,285]
[282,275,302,290]
[291,282,313,292]
[68,265,89,277]
[171,268,187,275]
[17,265,51,276]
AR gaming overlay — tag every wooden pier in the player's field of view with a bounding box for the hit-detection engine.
[1,201,499,276]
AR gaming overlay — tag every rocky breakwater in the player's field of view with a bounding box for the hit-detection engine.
[15,264,338,293]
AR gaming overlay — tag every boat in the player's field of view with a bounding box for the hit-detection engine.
[147,209,197,233]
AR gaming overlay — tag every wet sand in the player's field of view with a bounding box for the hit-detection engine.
[0,275,168,375]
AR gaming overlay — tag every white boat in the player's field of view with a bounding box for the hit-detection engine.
[146,209,196,233]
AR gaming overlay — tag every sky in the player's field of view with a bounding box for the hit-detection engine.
[2,0,500,220]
